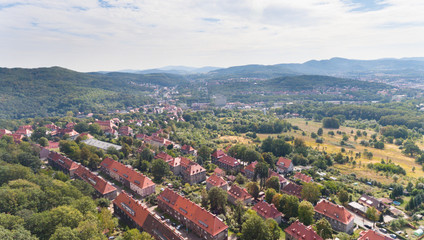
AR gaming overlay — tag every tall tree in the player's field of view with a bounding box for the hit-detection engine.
[151,159,169,182]
[241,213,270,240]
[315,218,333,239]
[246,182,260,199]
[301,183,321,204]
[298,201,314,226]
[208,187,227,214]
[265,176,280,192]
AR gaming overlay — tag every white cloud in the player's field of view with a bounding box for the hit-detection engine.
[0,0,424,71]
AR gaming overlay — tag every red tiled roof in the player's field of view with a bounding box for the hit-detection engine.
[211,150,226,159]
[118,126,132,135]
[207,174,227,188]
[268,170,287,184]
[358,230,394,240]
[277,157,292,169]
[282,182,303,199]
[15,128,32,135]
[214,168,225,176]
[113,191,150,227]
[294,172,313,183]
[284,220,323,240]
[314,199,354,225]
[74,165,116,195]
[181,145,195,152]
[170,157,205,176]
[158,188,228,237]
[228,185,252,201]
[18,125,33,131]
[45,141,60,149]
[252,201,283,220]
[244,161,258,173]
[48,151,80,171]
[79,133,94,139]
[66,122,76,129]
[155,152,174,162]
[100,158,155,190]
[217,155,240,167]
[57,128,79,136]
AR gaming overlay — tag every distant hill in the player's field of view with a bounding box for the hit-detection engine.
[110,66,221,75]
[0,67,187,119]
[207,75,394,102]
[208,57,424,81]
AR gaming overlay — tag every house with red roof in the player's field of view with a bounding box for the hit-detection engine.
[145,135,173,148]
[181,144,197,156]
[358,230,394,240]
[47,151,80,177]
[56,128,79,137]
[211,150,226,161]
[74,165,117,199]
[268,170,288,189]
[118,126,133,136]
[314,199,355,234]
[282,182,303,199]
[113,191,183,240]
[9,133,24,143]
[252,201,283,224]
[154,152,174,162]
[44,123,59,131]
[95,120,117,136]
[65,122,76,129]
[214,167,226,177]
[0,129,12,138]
[100,158,155,197]
[157,188,228,240]
[214,155,242,171]
[168,157,206,184]
[206,174,228,191]
[45,141,60,149]
[293,172,313,183]
[227,185,253,205]
[135,133,148,140]
[284,220,323,240]
[243,161,258,179]
[276,157,293,174]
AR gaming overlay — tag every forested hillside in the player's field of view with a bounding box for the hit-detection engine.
[0,67,187,119]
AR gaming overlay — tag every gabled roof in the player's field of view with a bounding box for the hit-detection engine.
[277,157,292,169]
[284,220,323,240]
[214,168,225,176]
[211,150,226,159]
[100,158,155,190]
[314,199,354,225]
[158,188,228,237]
[294,172,313,183]
[252,201,283,220]
[113,191,150,227]
[358,194,385,212]
[155,152,174,162]
[217,155,240,167]
[358,230,394,240]
[170,157,205,176]
[282,182,303,199]
[74,165,116,195]
[181,145,195,152]
[244,161,258,173]
[228,185,253,201]
[268,170,288,184]
[207,174,227,188]
[48,151,80,171]
[18,125,33,131]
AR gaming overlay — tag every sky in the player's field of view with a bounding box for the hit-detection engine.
[1,0,424,72]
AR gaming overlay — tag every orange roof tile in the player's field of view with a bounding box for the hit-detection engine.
[314,199,354,225]
[48,151,80,171]
[228,185,252,201]
[74,165,116,195]
[294,172,313,183]
[358,230,394,240]
[100,158,155,190]
[284,220,323,240]
[206,174,227,188]
[252,201,283,220]
[158,188,228,237]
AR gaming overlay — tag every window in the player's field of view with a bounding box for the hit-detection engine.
[134,180,140,185]
[123,174,129,178]
[121,203,135,216]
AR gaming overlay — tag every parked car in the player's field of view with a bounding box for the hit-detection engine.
[380,228,387,233]
[364,224,372,229]
[389,234,397,239]
[161,215,165,220]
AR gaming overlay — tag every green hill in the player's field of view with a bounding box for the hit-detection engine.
[0,67,187,119]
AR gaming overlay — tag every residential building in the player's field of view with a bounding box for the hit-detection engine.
[15,126,33,137]
[276,157,293,174]
[211,150,226,161]
[314,199,355,234]
[66,122,76,129]
[206,174,228,191]
[358,194,386,213]
[358,230,394,240]
[227,185,253,205]
[113,191,183,240]
[100,158,155,197]
[293,172,313,183]
[181,145,197,156]
[168,157,206,184]
[56,128,79,137]
[284,220,323,240]
[47,151,80,177]
[157,188,228,240]
[282,182,303,199]
[118,126,133,136]
[214,168,226,177]
[214,155,241,171]
[268,170,288,189]
[74,165,117,199]
[0,129,12,138]
[95,120,117,136]
[154,152,174,162]
[252,201,283,224]
[243,161,257,179]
